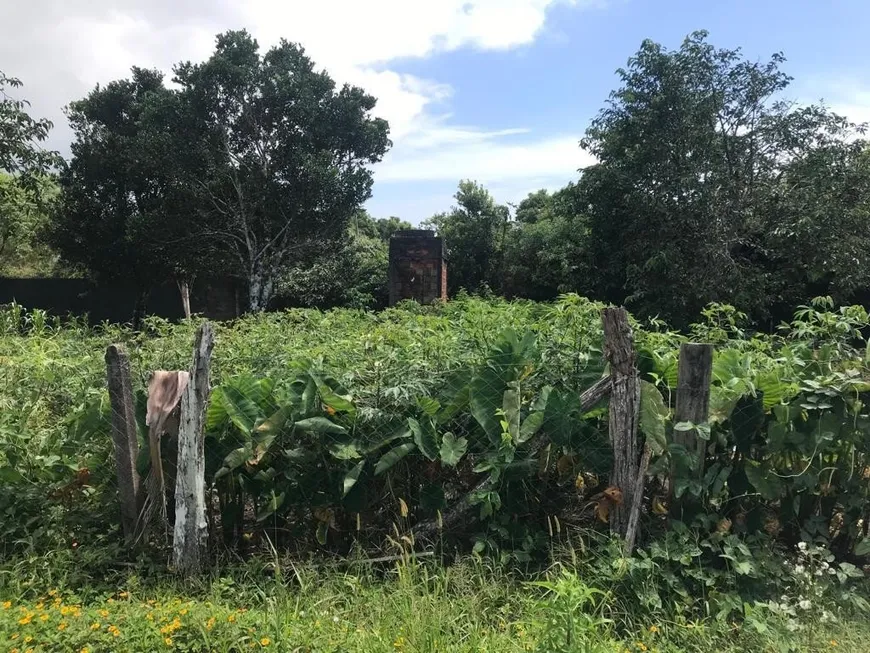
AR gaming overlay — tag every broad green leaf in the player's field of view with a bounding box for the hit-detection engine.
[316,521,329,545]
[855,538,870,557]
[364,424,412,454]
[0,467,23,483]
[319,384,356,416]
[249,405,292,465]
[744,460,785,500]
[409,417,438,461]
[502,387,521,439]
[374,442,416,475]
[294,416,347,435]
[222,446,252,472]
[256,491,285,521]
[439,432,468,467]
[221,385,261,435]
[639,380,668,455]
[518,411,544,444]
[342,460,365,497]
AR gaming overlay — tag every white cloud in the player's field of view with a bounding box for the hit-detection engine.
[1,0,594,206]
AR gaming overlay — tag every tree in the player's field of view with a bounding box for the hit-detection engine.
[0,71,60,189]
[579,31,864,325]
[425,180,510,295]
[48,67,208,318]
[173,30,391,311]
[501,184,592,300]
[1,71,62,275]
[0,173,60,276]
[277,211,411,309]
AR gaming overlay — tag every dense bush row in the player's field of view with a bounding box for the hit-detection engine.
[2,295,870,625]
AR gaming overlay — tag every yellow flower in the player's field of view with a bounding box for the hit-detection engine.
[648,625,659,633]
[179,608,188,616]
[108,625,120,637]
[206,617,216,630]
[831,642,838,648]
[636,644,648,652]
[119,591,129,599]
[2,600,11,609]
[11,633,19,640]
[393,636,406,649]
[227,614,236,623]
[18,614,32,625]
[35,602,44,610]
[260,638,271,647]
[9,649,18,653]
[99,609,109,618]
[48,589,58,596]
[58,622,68,631]
[91,622,101,630]
[40,614,49,622]
[80,649,89,653]
[165,637,173,646]
[147,613,154,621]
[24,636,33,643]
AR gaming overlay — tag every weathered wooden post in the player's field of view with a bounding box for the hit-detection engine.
[105,344,142,542]
[670,343,713,517]
[601,307,640,538]
[172,322,214,575]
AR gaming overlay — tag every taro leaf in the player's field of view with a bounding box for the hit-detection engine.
[294,417,347,435]
[502,386,521,439]
[374,442,416,475]
[221,385,261,435]
[436,371,471,425]
[420,483,446,511]
[855,538,870,557]
[439,432,468,467]
[409,417,438,461]
[222,446,252,473]
[744,460,785,500]
[756,372,793,411]
[730,395,765,454]
[248,405,292,466]
[206,387,229,432]
[470,368,506,445]
[639,380,668,455]
[342,460,365,498]
[365,423,412,454]
[256,491,285,521]
[518,411,544,444]
[0,467,23,483]
[319,383,356,417]
[709,386,740,424]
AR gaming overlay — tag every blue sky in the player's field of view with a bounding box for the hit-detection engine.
[3,0,870,223]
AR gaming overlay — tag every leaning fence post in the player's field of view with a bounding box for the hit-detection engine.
[172,322,215,576]
[670,343,713,517]
[105,344,142,542]
[601,307,640,537]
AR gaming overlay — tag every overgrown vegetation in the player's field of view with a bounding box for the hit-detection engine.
[2,296,870,649]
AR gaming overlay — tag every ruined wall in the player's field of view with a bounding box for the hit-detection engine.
[388,230,447,306]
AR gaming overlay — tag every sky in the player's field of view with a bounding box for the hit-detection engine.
[2,0,870,223]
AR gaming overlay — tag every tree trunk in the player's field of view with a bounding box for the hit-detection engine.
[132,289,149,330]
[247,262,275,312]
[177,279,192,319]
[172,322,215,576]
[602,307,640,538]
[105,344,142,542]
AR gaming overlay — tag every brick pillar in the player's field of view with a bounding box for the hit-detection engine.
[388,230,447,306]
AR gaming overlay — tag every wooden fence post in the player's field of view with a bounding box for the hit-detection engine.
[172,322,215,576]
[601,307,640,537]
[670,343,713,517]
[105,344,142,542]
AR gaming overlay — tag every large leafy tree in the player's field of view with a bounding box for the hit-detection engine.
[1,71,62,275]
[579,31,863,325]
[174,30,391,311]
[48,67,206,317]
[425,180,510,295]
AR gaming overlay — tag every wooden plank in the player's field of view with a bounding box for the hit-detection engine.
[674,343,713,475]
[601,307,640,537]
[172,322,215,575]
[105,344,142,542]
